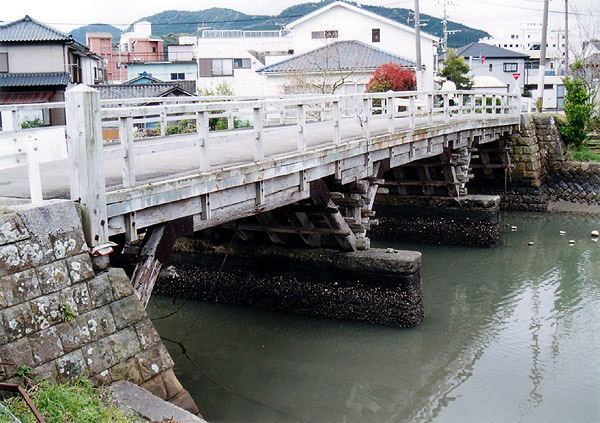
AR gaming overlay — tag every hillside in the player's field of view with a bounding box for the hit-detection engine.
[71,23,122,44]
[73,1,490,49]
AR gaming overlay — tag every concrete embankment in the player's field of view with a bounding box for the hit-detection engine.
[155,240,424,328]
[0,200,200,416]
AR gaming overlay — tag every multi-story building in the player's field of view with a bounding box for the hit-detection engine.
[195,1,439,96]
[0,15,103,129]
[87,22,164,84]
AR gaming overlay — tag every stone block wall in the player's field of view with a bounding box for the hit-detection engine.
[0,200,198,414]
[510,114,545,189]
[546,161,600,205]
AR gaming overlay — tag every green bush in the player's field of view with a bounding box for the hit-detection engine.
[21,118,47,129]
[566,143,600,162]
[560,67,593,147]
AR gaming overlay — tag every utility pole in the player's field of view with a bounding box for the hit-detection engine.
[564,0,569,76]
[414,0,423,91]
[442,0,448,53]
[536,0,549,112]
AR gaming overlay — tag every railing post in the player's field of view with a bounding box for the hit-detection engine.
[11,109,22,132]
[409,95,416,130]
[119,117,135,188]
[493,95,498,116]
[444,93,450,123]
[297,104,306,152]
[65,85,108,250]
[362,98,370,138]
[458,93,464,116]
[160,109,167,136]
[253,106,264,161]
[482,94,487,118]
[387,95,395,133]
[196,111,210,171]
[333,100,341,145]
[428,94,434,126]
[26,141,42,204]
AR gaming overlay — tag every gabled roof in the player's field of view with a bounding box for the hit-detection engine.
[457,43,529,59]
[0,15,72,42]
[257,40,415,74]
[92,83,194,100]
[0,72,70,87]
[124,73,163,84]
[285,1,438,42]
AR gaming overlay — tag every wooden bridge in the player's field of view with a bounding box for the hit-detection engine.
[1,86,519,302]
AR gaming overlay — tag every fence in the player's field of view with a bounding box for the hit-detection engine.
[0,86,520,248]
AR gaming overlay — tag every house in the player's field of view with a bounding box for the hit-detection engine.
[257,40,415,95]
[123,72,196,93]
[194,1,438,96]
[0,15,103,129]
[196,29,294,96]
[87,22,164,84]
[126,61,197,86]
[455,43,529,93]
[284,1,438,90]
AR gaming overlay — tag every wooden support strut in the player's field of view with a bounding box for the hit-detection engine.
[130,217,192,308]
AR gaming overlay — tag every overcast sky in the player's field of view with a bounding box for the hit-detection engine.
[1,0,598,40]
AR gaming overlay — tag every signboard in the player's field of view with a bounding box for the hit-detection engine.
[513,73,521,81]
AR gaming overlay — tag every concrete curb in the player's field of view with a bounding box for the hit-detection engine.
[108,380,206,423]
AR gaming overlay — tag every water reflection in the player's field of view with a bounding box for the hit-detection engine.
[148,212,600,423]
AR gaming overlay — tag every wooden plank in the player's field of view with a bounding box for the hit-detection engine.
[220,222,350,236]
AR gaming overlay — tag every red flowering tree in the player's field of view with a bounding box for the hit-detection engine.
[366,63,416,92]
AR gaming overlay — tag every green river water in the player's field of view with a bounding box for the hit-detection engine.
[148,211,600,423]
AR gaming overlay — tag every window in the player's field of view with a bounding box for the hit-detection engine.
[233,58,251,69]
[0,53,8,73]
[211,58,233,76]
[170,73,185,80]
[372,28,380,43]
[152,46,156,53]
[503,62,518,72]
[311,30,338,39]
[489,63,493,72]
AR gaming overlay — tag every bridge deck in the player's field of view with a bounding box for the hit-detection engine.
[0,89,520,247]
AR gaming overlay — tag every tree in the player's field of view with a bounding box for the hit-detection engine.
[282,42,361,94]
[365,63,416,92]
[439,49,473,90]
[560,62,593,147]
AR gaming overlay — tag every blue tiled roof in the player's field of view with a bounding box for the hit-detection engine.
[258,40,415,73]
[92,83,194,100]
[0,15,72,42]
[0,72,70,87]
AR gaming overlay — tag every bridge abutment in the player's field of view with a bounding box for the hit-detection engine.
[156,240,424,328]
[371,194,501,247]
[0,200,201,417]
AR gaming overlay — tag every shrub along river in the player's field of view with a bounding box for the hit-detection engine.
[148,211,600,423]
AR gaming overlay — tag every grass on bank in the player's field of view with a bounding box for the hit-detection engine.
[566,143,600,163]
[0,378,144,423]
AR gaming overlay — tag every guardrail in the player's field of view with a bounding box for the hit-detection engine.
[1,86,520,249]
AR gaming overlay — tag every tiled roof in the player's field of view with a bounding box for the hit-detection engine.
[456,43,529,59]
[0,15,72,42]
[258,40,415,74]
[0,72,70,87]
[91,83,194,100]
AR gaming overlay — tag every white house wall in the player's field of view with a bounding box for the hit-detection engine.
[196,37,293,96]
[288,6,436,89]
[0,44,66,73]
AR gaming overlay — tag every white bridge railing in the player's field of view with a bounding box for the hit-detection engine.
[0,87,520,249]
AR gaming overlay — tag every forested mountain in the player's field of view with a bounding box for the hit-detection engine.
[73,0,489,49]
[71,24,122,44]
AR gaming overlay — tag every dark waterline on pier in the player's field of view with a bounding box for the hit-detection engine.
[148,212,600,422]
